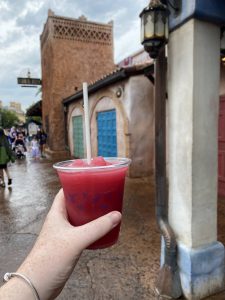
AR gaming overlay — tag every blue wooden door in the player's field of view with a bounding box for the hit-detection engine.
[97,109,117,157]
[72,116,84,158]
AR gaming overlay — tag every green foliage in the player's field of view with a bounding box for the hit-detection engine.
[0,108,20,128]
[25,116,42,124]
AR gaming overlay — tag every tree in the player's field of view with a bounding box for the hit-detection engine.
[0,108,20,128]
[26,116,42,124]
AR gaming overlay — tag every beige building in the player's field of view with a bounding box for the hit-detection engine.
[0,101,25,123]
[118,49,152,67]
[40,10,115,158]
[8,102,25,123]
[63,62,154,178]
[9,101,22,112]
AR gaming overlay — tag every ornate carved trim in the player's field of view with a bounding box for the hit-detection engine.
[52,18,112,45]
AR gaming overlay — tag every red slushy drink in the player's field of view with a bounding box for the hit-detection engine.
[53,157,131,249]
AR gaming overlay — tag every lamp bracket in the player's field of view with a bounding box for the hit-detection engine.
[221,27,225,57]
[150,0,164,7]
[161,0,182,16]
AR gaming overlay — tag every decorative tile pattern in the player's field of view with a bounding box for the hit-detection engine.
[73,115,84,158]
[52,18,112,45]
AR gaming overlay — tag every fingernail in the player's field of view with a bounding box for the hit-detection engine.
[108,211,122,227]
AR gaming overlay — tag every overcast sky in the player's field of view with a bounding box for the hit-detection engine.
[0,0,148,111]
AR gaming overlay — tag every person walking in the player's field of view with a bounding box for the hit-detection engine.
[31,135,40,160]
[37,128,47,158]
[9,126,17,145]
[0,128,15,187]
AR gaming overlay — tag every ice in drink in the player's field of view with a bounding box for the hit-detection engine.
[53,157,130,249]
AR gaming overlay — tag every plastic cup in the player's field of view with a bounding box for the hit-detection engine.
[53,157,131,249]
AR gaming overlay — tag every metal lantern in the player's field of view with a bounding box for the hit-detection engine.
[140,0,169,59]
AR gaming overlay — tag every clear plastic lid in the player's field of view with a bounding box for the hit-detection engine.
[53,157,131,172]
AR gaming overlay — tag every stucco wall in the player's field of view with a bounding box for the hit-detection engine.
[67,75,154,178]
[126,76,154,177]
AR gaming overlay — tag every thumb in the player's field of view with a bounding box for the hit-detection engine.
[75,211,122,250]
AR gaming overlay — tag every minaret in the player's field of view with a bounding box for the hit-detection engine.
[40,10,115,157]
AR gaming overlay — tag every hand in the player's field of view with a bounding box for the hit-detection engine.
[0,189,121,300]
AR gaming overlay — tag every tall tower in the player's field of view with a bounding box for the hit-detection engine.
[40,10,115,158]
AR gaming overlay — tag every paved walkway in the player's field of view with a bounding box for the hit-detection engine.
[0,157,225,299]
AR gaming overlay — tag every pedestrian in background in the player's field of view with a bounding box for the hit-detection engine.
[37,128,47,158]
[14,133,27,152]
[31,135,40,160]
[9,126,17,144]
[4,129,12,145]
[0,128,15,187]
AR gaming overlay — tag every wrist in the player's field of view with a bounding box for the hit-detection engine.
[17,263,46,300]
[3,273,40,300]
[0,276,35,300]
[17,254,59,300]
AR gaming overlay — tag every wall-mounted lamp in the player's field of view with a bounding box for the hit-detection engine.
[140,0,169,59]
[116,87,123,98]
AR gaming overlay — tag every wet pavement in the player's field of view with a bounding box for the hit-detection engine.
[0,156,225,299]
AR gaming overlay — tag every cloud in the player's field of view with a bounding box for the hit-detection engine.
[0,0,149,110]
[115,19,142,63]
[0,0,9,12]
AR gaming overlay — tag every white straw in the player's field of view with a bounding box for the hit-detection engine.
[83,82,92,164]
